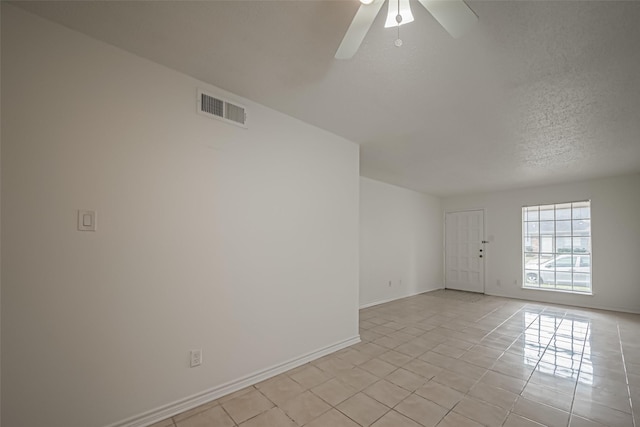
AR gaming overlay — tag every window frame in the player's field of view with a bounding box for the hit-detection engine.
[522,200,592,295]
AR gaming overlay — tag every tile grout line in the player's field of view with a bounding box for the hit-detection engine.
[566,318,589,427]
[617,321,637,427]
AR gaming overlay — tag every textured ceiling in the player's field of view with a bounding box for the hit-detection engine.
[11,0,640,196]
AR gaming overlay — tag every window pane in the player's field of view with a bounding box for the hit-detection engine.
[573,274,591,292]
[556,204,572,220]
[556,237,572,253]
[573,237,590,253]
[556,271,572,285]
[573,219,590,236]
[526,207,539,221]
[524,242,536,253]
[572,202,591,219]
[525,269,541,287]
[579,256,591,268]
[556,220,572,234]
[539,205,555,220]
[525,222,539,236]
[525,254,541,266]
[539,221,555,233]
[540,236,554,253]
[553,256,574,268]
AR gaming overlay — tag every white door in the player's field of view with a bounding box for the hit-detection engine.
[445,210,485,293]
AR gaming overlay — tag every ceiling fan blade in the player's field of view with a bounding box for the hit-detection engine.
[417,0,478,39]
[335,0,385,60]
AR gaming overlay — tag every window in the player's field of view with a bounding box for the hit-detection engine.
[523,201,592,294]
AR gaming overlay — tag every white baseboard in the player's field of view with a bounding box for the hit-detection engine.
[105,335,361,427]
[359,287,443,309]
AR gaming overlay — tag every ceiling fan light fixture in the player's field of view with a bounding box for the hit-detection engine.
[360,0,375,4]
[384,0,414,28]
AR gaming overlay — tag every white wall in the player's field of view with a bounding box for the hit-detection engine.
[1,5,359,427]
[360,177,443,307]
[443,174,640,313]
[0,5,3,425]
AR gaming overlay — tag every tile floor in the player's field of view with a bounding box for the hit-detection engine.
[151,290,640,427]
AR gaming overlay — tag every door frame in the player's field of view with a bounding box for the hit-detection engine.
[443,208,487,293]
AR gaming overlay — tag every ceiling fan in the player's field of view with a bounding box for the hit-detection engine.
[335,0,478,59]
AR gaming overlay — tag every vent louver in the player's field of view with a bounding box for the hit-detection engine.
[197,89,247,128]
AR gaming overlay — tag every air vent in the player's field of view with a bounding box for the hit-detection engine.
[197,89,247,128]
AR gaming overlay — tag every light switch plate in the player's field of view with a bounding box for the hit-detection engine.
[78,210,97,231]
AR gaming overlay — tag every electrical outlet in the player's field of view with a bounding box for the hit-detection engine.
[388,280,392,287]
[497,279,501,287]
[190,349,202,368]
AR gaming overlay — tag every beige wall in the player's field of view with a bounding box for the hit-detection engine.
[1,5,359,427]
[443,174,640,313]
[360,177,443,307]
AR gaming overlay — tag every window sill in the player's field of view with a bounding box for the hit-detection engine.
[522,286,593,296]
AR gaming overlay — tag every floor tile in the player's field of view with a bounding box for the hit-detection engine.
[311,378,358,406]
[432,343,467,359]
[436,411,484,427]
[395,341,433,357]
[314,357,356,376]
[502,413,546,427]
[453,397,509,427]
[370,410,423,427]
[175,406,235,427]
[467,381,519,411]
[238,407,298,427]
[403,326,430,336]
[569,414,609,427]
[355,342,388,357]
[579,373,630,396]
[173,401,220,423]
[528,370,576,395]
[480,370,527,394]
[304,408,360,427]
[337,392,390,427]
[402,359,442,379]
[280,391,331,425]
[512,396,570,427]
[446,359,487,380]
[385,368,427,391]
[363,379,412,407]
[460,351,499,369]
[431,369,477,393]
[394,394,448,427]
[360,358,398,377]
[336,367,379,391]
[221,390,274,424]
[490,359,534,380]
[257,376,305,406]
[520,381,573,412]
[572,398,634,427]
[419,351,456,370]
[289,365,332,390]
[378,350,414,367]
[337,348,375,366]
[374,336,404,349]
[415,381,464,409]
